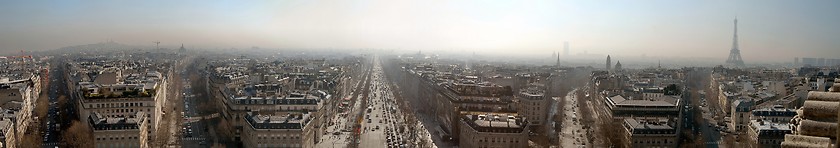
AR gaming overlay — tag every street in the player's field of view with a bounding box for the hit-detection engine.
[557,89,589,148]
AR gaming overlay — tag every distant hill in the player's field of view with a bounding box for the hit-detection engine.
[29,41,176,56]
[53,41,147,52]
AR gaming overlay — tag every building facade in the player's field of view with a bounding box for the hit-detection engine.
[622,117,679,148]
[458,112,529,148]
[747,120,791,148]
[90,112,149,148]
[516,88,547,126]
[730,99,753,132]
[241,112,315,148]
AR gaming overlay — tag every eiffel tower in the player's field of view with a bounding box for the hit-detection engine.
[726,19,745,67]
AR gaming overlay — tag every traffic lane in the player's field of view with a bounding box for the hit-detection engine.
[702,120,720,148]
[697,98,720,148]
[360,82,398,146]
[374,80,406,147]
[360,97,387,146]
[182,87,209,147]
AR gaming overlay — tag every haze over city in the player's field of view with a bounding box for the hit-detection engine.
[0,1,840,61]
[1,0,839,63]
[4,1,840,148]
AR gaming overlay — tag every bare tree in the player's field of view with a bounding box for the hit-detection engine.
[213,117,234,142]
[18,93,50,148]
[598,121,627,148]
[61,120,93,148]
[18,125,43,148]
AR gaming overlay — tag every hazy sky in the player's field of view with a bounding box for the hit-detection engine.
[1,0,838,62]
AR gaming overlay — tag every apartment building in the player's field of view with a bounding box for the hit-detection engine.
[90,112,150,148]
[458,112,529,148]
[622,117,679,148]
[241,112,315,148]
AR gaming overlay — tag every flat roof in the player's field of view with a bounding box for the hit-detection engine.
[624,118,675,130]
[461,112,527,132]
[608,95,680,107]
[245,112,311,129]
[750,120,791,131]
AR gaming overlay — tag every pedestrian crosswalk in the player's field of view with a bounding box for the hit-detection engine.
[182,137,206,141]
[42,142,59,146]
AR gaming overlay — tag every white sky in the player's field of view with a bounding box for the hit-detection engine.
[1,0,839,62]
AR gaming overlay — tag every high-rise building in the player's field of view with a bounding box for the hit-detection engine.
[563,41,569,56]
[606,55,612,70]
[817,58,826,66]
[802,58,817,66]
[829,59,840,66]
[178,43,187,53]
[726,19,745,67]
[551,51,556,59]
[615,60,622,71]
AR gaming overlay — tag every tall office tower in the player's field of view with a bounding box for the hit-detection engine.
[563,41,569,56]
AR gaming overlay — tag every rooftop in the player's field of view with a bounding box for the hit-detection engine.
[751,120,792,132]
[752,107,796,117]
[607,94,680,107]
[89,112,145,131]
[624,118,675,130]
[245,112,311,130]
[460,112,527,133]
[517,86,545,100]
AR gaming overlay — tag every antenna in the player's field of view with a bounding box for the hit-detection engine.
[153,41,161,50]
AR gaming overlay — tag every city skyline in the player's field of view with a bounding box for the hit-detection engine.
[2,0,840,62]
